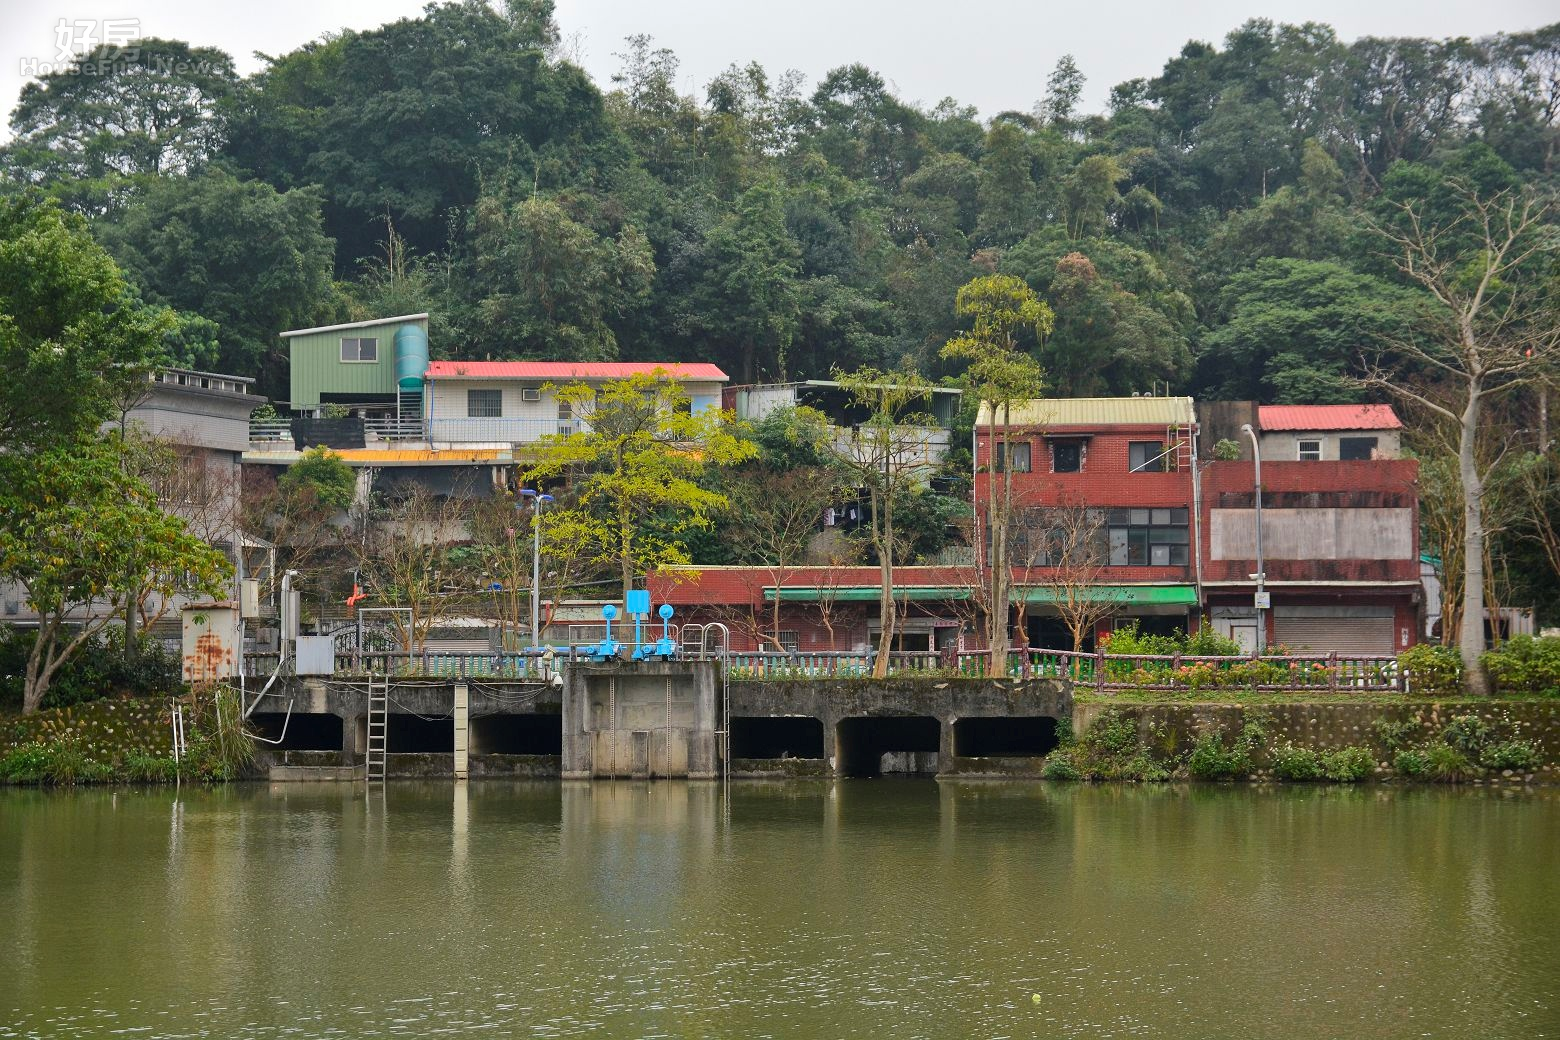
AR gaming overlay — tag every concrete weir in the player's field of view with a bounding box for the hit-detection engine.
[728,677,1071,779]
[250,669,1070,781]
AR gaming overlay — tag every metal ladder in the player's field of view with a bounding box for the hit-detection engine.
[365,676,388,783]
[1166,423,1194,472]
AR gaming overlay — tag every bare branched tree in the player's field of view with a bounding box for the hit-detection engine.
[353,485,473,652]
[1028,503,1115,669]
[722,467,843,650]
[1365,182,1558,692]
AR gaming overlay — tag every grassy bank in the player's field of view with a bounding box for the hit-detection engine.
[0,687,254,785]
[1050,699,1557,785]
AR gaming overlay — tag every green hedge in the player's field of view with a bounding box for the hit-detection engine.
[1483,636,1560,697]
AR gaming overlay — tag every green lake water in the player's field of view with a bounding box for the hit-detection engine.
[2,781,1556,1038]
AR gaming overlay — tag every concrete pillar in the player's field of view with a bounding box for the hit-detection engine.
[341,714,362,757]
[453,682,469,780]
[939,714,956,773]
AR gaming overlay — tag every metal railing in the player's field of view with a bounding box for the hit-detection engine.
[248,420,293,444]
[242,644,1405,692]
[426,417,583,444]
[363,418,425,442]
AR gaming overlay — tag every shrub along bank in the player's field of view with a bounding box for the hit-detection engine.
[1047,701,1557,784]
[0,686,254,785]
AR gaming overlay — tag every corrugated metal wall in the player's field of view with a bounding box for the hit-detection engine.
[288,318,425,406]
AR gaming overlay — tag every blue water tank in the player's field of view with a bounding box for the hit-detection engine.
[393,325,429,389]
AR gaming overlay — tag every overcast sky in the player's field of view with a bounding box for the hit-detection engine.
[2,0,1555,141]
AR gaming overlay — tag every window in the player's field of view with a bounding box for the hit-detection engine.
[776,630,800,652]
[1298,439,1322,461]
[1051,441,1082,473]
[1129,441,1165,473]
[1107,507,1190,567]
[1339,436,1378,461]
[520,387,542,402]
[994,441,1032,473]
[340,337,378,362]
[467,389,502,418]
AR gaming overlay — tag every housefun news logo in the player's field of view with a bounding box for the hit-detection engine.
[18,19,223,78]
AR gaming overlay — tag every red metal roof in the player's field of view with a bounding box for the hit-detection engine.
[424,361,728,381]
[1258,404,1401,431]
[649,566,974,606]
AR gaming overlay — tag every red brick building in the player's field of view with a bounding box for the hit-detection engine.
[973,396,1201,647]
[645,398,1422,658]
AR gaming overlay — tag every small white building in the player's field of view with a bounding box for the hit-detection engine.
[424,361,728,445]
[1257,404,1402,461]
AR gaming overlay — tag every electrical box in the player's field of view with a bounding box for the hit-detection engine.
[241,578,262,619]
[295,635,336,676]
[182,605,238,683]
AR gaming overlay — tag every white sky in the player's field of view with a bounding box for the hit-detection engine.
[2,0,1555,142]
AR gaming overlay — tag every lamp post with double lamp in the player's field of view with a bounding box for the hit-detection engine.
[517,489,554,651]
[1238,424,1267,655]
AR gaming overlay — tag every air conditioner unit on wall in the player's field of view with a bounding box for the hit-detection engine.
[521,387,541,402]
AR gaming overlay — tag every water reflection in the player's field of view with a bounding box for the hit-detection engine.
[1,782,1556,1039]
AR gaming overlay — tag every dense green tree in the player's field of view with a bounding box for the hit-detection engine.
[1198,258,1429,401]
[1004,230,1192,395]
[689,182,803,381]
[95,171,337,386]
[223,1,623,264]
[0,434,231,712]
[2,39,237,206]
[466,192,654,361]
[0,195,166,450]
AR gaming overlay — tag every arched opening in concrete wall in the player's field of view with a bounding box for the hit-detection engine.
[730,716,824,759]
[250,712,342,751]
[387,715,453,753]
[470,713,562,755]
[835,715,941,778]
[953,716,1059,757]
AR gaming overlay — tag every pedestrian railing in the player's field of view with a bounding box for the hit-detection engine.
[242,645,1404,692]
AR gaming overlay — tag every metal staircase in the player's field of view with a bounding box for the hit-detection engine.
[365,677,388,783]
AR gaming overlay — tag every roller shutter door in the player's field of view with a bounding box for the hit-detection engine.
[1273,608,1394,653]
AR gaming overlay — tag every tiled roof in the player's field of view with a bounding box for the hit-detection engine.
[980,396,1196,428]
[649,566,975,606]
[1258,404,1402,431]
[425,361,728,381]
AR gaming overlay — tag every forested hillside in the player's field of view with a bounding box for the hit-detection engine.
[2,2,1554,399]
[2,2,1557,626]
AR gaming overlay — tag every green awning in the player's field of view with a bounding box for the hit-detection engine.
[1018,585,1198,606]
[765,586,970,602]
[764,584,1197,606]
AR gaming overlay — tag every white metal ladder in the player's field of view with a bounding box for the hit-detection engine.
[365,676,388,783]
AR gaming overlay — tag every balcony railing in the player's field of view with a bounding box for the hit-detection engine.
[427,417,583,443]
[248,420,293,445]
[363,418,425,442]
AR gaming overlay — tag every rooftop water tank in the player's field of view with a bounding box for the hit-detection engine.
[393,324,429,389]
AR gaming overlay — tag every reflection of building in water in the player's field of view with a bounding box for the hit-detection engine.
[560,783,723,923]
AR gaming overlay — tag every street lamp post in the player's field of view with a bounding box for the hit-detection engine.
[1238,424,1266,655]
[518,489,554,649]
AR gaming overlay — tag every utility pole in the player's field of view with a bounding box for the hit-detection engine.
[518,489,554,648]
[1239,424,1267,654]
